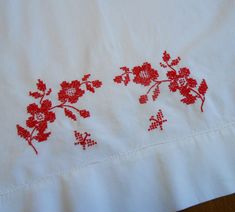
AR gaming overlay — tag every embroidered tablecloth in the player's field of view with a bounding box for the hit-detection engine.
[0,0,235,211]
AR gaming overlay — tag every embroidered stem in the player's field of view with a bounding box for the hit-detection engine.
[146,79,171,95]
[50,101,81,113]
[120,71,133,76]
[27,127,38,155]
[39,91,46,105]
[190,88,205,112]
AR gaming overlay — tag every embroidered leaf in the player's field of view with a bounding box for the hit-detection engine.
[29,91,42,99]
[64,108,77,121]
[46,88,52,96]
[34,132,51,142]
[92,80,102,88]
[113,75,123,84]
[198,79,208,96]
[82,74,91,81]
[170,57,181,66]
[148,121,159,131]
[86,84,95,93]
[181,95,197,105]
[120,66,130,73]
[162,51,171,62]
[152,86,160,101]
[79,109,90,118]
[16,125,30,140]
[139,95,148,104]
[86,138,97,148]
[37,79,46,92]
[74,131,83,141]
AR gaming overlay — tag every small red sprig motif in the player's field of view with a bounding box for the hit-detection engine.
[74,131,97,150]
[16,74,102,155]
[148,110,167,131]
[114,51,208,131]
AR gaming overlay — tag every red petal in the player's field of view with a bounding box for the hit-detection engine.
[179,67,190,77]
[181,95,197,105]
[27,103,39,115]
[41,99,52,110]
[26,116,37,128]
[187,78,197,88]
[71,80,81,88]
[46,111,56,123]
[60,81,70,89]
[166,70,177,80]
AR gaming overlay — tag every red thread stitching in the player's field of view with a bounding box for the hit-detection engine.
[114,51,208,131]
[114,51,208,112]
[16,75,102,155]
[74,131,97,150]
[148,110,167,131]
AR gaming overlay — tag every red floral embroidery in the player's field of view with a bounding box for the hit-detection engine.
[58,80,85,103]
[148,110,167,131]
[114,51,208,131]
[114,51,208,112]
[132,62,159,86]
[74,131,97,150]
[16,75,102,155]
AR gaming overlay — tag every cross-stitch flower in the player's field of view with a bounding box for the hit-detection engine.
[167,68,197,92]
[26,100,56,130]
[114,50,208,132]
[17,76,102,155]
[132,62,159,86]
[58,80,85,103]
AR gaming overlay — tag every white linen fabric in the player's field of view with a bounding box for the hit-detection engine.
[0,0,235,211]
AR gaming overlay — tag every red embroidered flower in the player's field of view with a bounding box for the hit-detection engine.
[58,80,85,103]
[132,62,159,86]
[167,68,197,92]
[17,76,102,155]
[114,50,208,132]
[26,100,56,130]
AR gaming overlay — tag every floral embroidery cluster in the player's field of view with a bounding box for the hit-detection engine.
[16,75,102,155]
[114,51,208,131]
[16,51,208,155]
